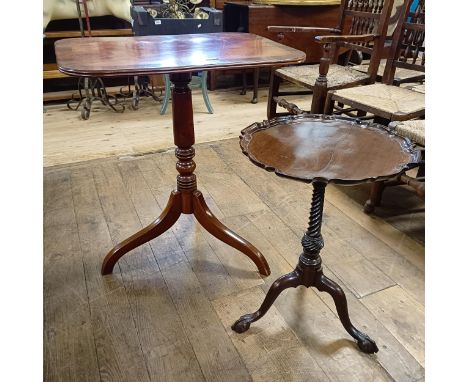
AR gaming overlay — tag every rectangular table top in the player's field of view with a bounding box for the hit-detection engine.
[55,32,306,77]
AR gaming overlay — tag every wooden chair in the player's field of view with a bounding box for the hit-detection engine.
[241,68,260,104]
[364,119,425,213]
[324,0,425,123]
[266,0,396,118]
[326,0,425,213]
[351,58,424,86]
[350,0,424,86]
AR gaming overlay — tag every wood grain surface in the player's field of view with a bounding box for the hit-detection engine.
[44,138,424,381]
[240,115,420,184]
[55,33,306,77]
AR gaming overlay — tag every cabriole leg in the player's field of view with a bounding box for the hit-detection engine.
[232,182,378,353]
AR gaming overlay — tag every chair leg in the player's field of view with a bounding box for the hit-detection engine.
[357,110,367,117]
[240,70,247,95]
[373,116,390,126]
[251,68,259,104]
[324,93,334,115]
[311,86,328,114]
[400,174,425,198]
[267,70,281,119]
[160,74,171,115]
[208,71,217,91]
[201,71,214,114]
[417,151,425,177]
[364,181,386,214]
[416,164,425,178]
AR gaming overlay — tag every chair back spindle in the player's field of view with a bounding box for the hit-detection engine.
[383,0,425,84]
[334,0,395,81]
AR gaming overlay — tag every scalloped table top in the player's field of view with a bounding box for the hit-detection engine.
[240,115,421,185]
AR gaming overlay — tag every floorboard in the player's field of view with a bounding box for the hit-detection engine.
[43,87,311,167]
[44,169,100,382]
[70,167,153,382]
[44,138,425,381]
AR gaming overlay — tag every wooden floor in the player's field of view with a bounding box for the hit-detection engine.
[44,138,425,382]
[43,87,313,167]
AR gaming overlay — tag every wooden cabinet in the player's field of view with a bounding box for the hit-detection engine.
[223,1,342,63]
[207,1,341,91]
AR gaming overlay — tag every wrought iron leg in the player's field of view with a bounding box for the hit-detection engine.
[232,182,378,354]
[95,78,125,114]
[119,76,163,111]
[67,77,85,111]
[67,76,125,120]
[131,76,163,110]
[82,77,92,120]
[132,75,140,110]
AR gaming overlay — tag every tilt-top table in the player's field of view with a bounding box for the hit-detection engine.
[232,114,421,353]
[55,33,305,277]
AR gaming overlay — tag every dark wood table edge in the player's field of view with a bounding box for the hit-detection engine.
[239,113,422,186]
[54,33,306,78]
[56,61,305,78]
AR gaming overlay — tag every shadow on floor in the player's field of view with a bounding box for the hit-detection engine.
[333,183,425,245]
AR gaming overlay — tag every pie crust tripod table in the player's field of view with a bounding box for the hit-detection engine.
[232,114,421,353]
[55,33,305,278]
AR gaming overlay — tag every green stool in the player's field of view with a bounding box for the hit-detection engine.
[161,71,213,115]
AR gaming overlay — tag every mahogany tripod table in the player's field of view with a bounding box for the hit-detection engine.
[55,33,305,277]
[232,114,421,353]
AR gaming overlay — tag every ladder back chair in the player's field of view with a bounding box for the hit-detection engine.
[351,55,424,86]
[267,0,396,118]
[331,0,425,213]
[325,0,425,123]
[350,0,424,86]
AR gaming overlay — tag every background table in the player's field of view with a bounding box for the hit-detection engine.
[232,114,421,353]
[55,33,305,277]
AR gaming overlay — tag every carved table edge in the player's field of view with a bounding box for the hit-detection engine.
[239,113,422,186]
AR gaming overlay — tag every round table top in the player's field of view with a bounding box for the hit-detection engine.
[240,115,421,185]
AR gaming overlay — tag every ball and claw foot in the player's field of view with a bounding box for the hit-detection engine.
[363,200,375,214]
[356,334,379,354]
[231,314,256,333]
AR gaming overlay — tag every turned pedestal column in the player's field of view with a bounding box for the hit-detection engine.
[101,72,270,276]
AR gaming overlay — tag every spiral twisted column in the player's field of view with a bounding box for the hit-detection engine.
[299,181,326,270]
